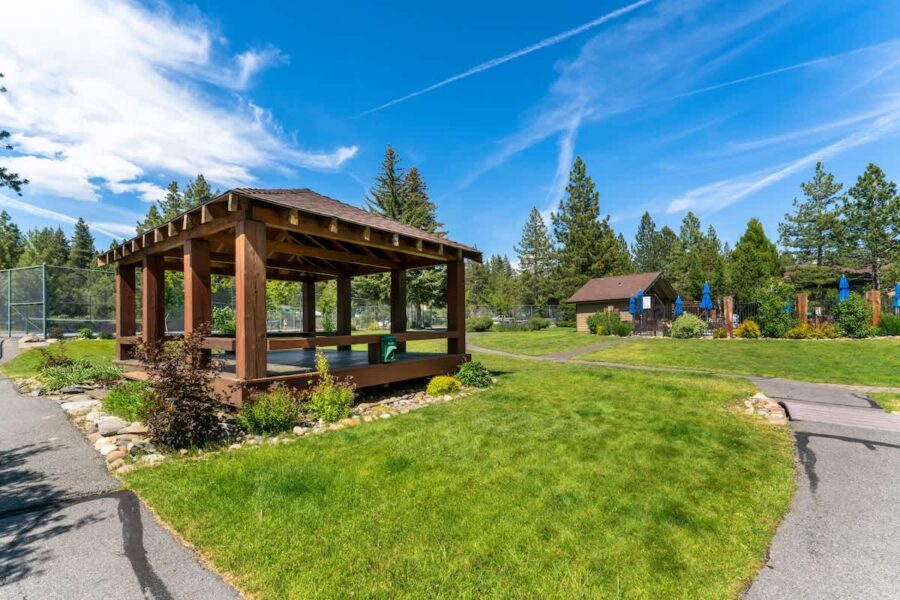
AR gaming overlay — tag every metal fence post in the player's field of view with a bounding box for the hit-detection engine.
[41,263,47,338]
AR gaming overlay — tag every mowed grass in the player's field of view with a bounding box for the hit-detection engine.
[0,339,116,379]
[583,337,900,387]
[872,393,900,413]
[125,355,794,599]
[471,327,614,355]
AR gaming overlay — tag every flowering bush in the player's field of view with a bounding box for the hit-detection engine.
[735,320,761,339]
[671,314,705,339]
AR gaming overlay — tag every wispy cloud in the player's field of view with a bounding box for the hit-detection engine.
[0,0,357,205]
[355,0,654,117]
[0,193,132,239]
[665,108,900,214]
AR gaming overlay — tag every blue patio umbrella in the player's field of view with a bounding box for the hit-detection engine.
[785,301,793,315]
[629,295,637,315]
[674,296,683,317]
[839,274,850,302]
[700,282,714,312]
[894,282,900,309]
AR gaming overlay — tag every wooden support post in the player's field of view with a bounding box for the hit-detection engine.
[141,255,165,346]
[336,276,352,351]
[115,264,136,360]
[303,280,316,338]
[723,295,734,338]
[184,238,212,334]
[866,290,882,328]
[796,293,808,325]
[391,268,407,352]
[447,260,465,354]
[235,218,267,380]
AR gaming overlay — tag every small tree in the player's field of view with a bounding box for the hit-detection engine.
[134,325,224,448]
[515,207,555,308]
[731,219,781,302]
[779,162,843,266]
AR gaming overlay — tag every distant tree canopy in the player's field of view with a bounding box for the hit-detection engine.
[0,74,28,195]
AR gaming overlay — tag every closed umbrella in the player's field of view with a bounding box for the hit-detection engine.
[700,282,714,311]
[785,301,793,316]
[894,282,900,312]
[629,295,637,315]
[839,275,850,302]
[674,296,683,317]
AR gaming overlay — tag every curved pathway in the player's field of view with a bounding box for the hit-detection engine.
[0,339,239,600]
[468,340,900,599]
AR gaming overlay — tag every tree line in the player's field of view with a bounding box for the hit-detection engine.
[470,158,900,317]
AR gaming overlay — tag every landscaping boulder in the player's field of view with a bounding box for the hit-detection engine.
[60,385,88,395]
[60,399,100,415]
[97,416,128,436]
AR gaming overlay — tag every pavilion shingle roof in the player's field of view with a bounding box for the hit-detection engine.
[566,272,663,303]
[233,188,479,255]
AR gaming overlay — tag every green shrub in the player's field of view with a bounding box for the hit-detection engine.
[611,321,632,337]
[98,331,115,340]
[587,312,621,335]
[878,313,900,336]
[786,323,814,339]
[671,314,705,339]
[77,327,94,340]
[819,322,841,338]
[39,361,122,391]
[524,316,549,331]
[469,316,494,332]
[366,321,379,331]
[455,361,491,388]
[308,351,355,422]
[735,320,761,339]
[755,284,795,338]
[427,375,462,396]
[212,306,236,334]
[835,292,872,338]
[241,385,303,434]
[103,380,149,422]
[554,320,576,328]
[713,327,728,339]
[134,326,225,449]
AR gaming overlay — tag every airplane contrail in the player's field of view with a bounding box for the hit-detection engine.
[355,0,653,117]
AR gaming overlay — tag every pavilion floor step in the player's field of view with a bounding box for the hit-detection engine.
[122,370,149,381]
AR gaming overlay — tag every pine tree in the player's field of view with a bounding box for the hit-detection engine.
[551,156,621,299]
[0,74,28,195]
[657,226,679,279]
[465,259,491,307]
[632,211,661,272]
[730,218,781,302]
[18,227,70,267]
[136,204,163,235]
[67,218,96,269]
[0,210,23,269]
[840,163,900,289]
[183,174,216,208]
[515,207,555,307]
[402,167,444,234]
[366,146,406,222]
[779,162,843,266]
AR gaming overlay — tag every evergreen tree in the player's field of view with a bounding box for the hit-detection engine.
[0,210,23,269]
[0,74,28,195]
[515,207,555,307]
[366,146,407,222]
[183,174,216,207]
[779,162,843,266]
[68,218,96,269]
[551,156,622,300]
[136,204,163,235]
[402,167,444,234]
[18,227,70,267]
[483,254,518,315]
[465,259,491,307]
[840,163,900,290]
[632,211,661,272]
[730,218,781,302]
[657,226,679,279]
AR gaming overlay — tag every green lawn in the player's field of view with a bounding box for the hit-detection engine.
[125,354,793,599]
[872,392,900,413]
[582,338,900,387]
[0,339,116,379]
[471,327,613,355]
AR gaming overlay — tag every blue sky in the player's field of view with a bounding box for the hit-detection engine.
[1,0,899,259]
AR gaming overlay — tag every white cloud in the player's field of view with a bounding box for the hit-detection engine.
[0,0,357,204]
[356,0,654,116]
[665,109,900,214]
[0,192,132,239]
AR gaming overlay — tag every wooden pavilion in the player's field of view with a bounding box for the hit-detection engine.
[98,188,482,403]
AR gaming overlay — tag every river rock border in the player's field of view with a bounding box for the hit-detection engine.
[744,392,788,426]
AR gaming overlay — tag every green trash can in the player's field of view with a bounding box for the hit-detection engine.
[380,335,398,363]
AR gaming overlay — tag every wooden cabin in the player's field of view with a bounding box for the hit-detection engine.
[98,188,482,403]
[566,272,677,333]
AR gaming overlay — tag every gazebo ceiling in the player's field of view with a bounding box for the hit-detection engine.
[98,188,482,279]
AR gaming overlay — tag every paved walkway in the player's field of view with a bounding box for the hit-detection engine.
[0,340,239,600]
[468,342,900,599]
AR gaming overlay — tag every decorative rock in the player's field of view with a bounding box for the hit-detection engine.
[60,385,88,395]
[178,448,188,456]
[293,426,309,436]
[117,464,136,475]
[98,416,128,436]
[99,444,118,456]
[87,432,102,444]
[141,453,165,463]
[94,436,116,451]
[443,395,452,401]
[105,450,125,463]
[108,459,125,470]
[119,423,148,435]
[60,399,100,415]
[228,443,242,450]
[340,417,361,427]
[379,413,391,419]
